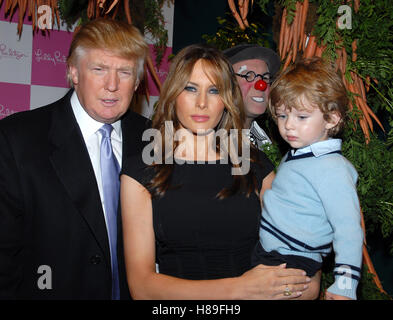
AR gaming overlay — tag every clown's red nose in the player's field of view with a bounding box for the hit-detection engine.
[254,79,267,91]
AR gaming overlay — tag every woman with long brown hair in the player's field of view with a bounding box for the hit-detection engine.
[120,44,314,299]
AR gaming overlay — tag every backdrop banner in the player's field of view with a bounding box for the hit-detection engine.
[0,3,174,120]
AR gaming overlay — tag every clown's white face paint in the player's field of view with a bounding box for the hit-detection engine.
[233,59,270,128]
[237,65,247,74]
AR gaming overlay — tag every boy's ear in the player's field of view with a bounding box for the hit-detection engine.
[325,112,341,130]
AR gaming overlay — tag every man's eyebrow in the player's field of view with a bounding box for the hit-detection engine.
[118,66,134,71]
[88,61,107,67]
[88,62,134,70]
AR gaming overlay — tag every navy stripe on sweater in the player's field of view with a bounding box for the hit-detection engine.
[335,263,362,273]
[261,217,332,252]
[285,150,342,162]
[333,264,361,281]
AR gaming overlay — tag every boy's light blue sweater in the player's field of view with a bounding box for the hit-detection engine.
[260,139,364,299]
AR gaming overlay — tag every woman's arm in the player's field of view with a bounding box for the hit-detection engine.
[121,174,311,300]
[259,171,275,204]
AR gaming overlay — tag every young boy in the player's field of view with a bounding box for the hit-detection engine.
[255,58,364,300]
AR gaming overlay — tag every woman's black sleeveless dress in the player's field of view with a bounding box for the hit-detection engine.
[122,151,274,280]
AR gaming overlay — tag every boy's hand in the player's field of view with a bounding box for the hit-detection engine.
[325,290,353,300]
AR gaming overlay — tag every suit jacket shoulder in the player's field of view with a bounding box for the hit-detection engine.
[0,91,74,145]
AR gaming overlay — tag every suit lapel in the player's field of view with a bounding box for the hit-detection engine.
[48,92,111,267]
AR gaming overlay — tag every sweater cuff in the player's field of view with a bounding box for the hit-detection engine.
[327,264,360,299]
[327,278,358,299]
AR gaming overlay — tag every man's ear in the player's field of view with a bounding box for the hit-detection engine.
[325,112,341,130]
[69,65,79,86]
[134,78,140,92]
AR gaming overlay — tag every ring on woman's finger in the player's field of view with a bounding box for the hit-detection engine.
[283,286,292,296]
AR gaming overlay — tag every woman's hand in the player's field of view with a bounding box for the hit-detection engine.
[235,263,313,300]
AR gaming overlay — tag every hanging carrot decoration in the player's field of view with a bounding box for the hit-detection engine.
[283,49,293,70]
[279,0,313,69]
[123,0,132,24]
[2,0,61,35]
[362,245,387,294]
[279,8,287,57]
[98,0,106,8]
[228,0,246,30]
[341,47,347,74]
[314,44,326,58]
[303,35,317,58]
[240,0,250,28]
[352,39,358,62]
[227,0,254,30]
[292,1,301,62]
[105,0,119,14]
[299,0,308,51]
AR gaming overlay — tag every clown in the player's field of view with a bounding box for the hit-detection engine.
[224,44,281,149]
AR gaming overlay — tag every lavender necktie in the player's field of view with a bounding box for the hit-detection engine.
[99,124,120,300]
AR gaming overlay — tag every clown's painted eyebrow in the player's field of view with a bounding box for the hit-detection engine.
[237,65,248,74]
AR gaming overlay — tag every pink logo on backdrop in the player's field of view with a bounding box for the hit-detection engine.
[0,82,30,119]
[147,45,172,96]
[31,30,73,88]
[0,42,28,61]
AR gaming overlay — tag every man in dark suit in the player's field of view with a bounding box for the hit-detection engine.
[0,19,150,299]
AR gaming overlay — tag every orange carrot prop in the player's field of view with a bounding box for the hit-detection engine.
[281,15,291,60]
[283,50,292,70]
[356,74,366,102]
[302,31,307,51]
[335,48,342,72]
[240,0,250,28]
[341,47,347,74]
[282,11,295,62]
[362,100,385,131]
[347,71,385,140]
[238,0,244,19]
[365,75,371,92]
[287,18,295,61]
[87,0,94,18]
[354,0,360,12]
[314,44,326,58]
[98,0,106,8]
[53,0,60,28]
[279,8,287,57]
[359,206,387,294]
[124,0,132,24]
[303,35,316,58]
[228,0,245,30]
[362,245,386,294]
[18,0,27,34]
[359,117,370,143]
[110,0,119,19]
[299,0,308,51]
[356,95,374,132]
[349,75,372,136]
[351,39,357,62]
[292,1,301,62]
[105,0,119,14]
